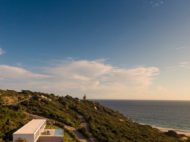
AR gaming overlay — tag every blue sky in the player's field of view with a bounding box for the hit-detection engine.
[0,0,190,99]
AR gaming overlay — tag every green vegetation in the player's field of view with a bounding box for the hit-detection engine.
[64,131,80,142]
[67,100,181,142]
[0,106,29,142]
[64,129,80,142]
[78,127,91,138]
[0,90,29,105]
[20,93,80,127]
[0,89,190,142]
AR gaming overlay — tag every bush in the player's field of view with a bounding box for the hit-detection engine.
[164,130,178,138]
[78,127,91,138]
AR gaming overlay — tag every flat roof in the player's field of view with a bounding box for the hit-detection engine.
[14,119,46,134]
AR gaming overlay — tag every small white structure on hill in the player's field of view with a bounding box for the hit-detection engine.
[13,119,46,142]
[13,119,63,142]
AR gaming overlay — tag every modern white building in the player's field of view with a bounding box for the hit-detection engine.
[13,119,64,142]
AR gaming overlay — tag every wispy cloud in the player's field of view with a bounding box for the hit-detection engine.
[149,0,166,7]
[175,46,186,50]
[167,61,190,71]
[0,48,5,55]
[0,65,49,79]
[179,61,190,69]
[0,59,160,99]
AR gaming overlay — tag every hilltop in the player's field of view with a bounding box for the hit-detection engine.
[0,89,189,142]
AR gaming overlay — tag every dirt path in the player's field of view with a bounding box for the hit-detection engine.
[75,113,97,142]
[64,125,90,142]
[3,97,31,106]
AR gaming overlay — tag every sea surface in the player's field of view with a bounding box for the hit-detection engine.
[97,100,190,133]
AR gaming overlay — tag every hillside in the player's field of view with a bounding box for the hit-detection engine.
[0,89,189,142]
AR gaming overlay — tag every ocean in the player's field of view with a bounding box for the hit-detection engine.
[97,100,190,133]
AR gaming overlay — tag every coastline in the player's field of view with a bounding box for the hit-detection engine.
[138,122,190,137]
[153,125,190,137]
[98,100,190,138]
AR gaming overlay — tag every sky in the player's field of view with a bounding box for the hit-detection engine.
[0,0,190,100]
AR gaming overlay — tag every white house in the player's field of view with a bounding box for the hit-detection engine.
[13,119,64,142]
